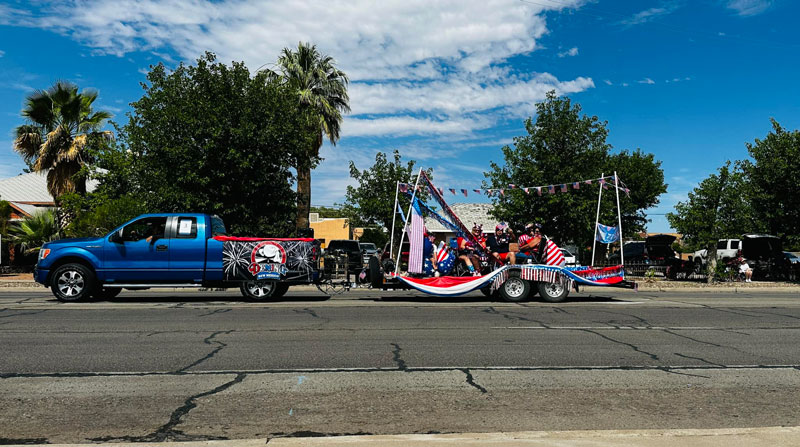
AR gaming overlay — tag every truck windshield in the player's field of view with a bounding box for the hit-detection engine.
[211,216,227,236]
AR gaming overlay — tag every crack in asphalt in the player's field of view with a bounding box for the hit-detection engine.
[581,329,660,361]
[661,329,723,347]
[674,352,726,368]
[459,368,488,393]
[0,310,47,319]
[657,367,711,379]
[268,430,373,440]
[551,307,573,315]
[87,373,247,443]
[176,330,234,373]
[481,306,551,328]
[735,308,800,321]
[390,343,408,371]
[294,308,322,319]
[0,437,50,445]
[593,309,651,326]
[197,308,231,317]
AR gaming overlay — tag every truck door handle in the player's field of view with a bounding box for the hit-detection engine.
[156,245,168,252]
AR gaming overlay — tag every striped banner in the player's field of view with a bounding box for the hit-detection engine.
[408,198,424,273]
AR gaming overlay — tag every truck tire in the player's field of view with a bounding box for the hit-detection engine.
[240,281,279,301]
[538,280,569,303]
[499,274,530,302]
[51,263,95,302]
[92,287,122,300]
[273,283,290,299]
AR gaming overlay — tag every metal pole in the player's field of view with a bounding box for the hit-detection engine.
[395,168,423,275]
[591,172,604,266]
[388,181,400,261]
[614,171,624,266]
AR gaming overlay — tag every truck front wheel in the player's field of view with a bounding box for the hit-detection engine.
[240,281,280,301]
[51,263,95,302]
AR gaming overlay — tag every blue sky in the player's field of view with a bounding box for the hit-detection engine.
[1,0,798,232]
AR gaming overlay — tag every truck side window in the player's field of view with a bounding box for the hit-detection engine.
[176,217,198,239]
[211,216,227,236]
[121,217,167,242]
[717,240,727,250]
[731,240,739,249]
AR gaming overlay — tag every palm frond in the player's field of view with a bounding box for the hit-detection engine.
[13,125,43,164]
[34,125,71,172]
[8,209,58,254]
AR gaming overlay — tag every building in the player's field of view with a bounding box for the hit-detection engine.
[309,213,350,248]
[0,171,98,220]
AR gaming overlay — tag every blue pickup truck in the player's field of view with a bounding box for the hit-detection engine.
[34,213,330,302]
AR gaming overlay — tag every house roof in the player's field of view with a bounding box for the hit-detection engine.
[8,201,52,218]
[425,203,500,233]
[0,171,98,203]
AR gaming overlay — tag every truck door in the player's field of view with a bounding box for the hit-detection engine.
[104,216,171,281]
[167,215,205,282]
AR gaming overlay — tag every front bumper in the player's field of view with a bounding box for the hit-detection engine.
[33,267,50,286]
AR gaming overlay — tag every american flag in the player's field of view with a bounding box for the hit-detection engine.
[544,239,566,267]
[407,198,424,273]
[461,189,469,197]
[399,183,408,193]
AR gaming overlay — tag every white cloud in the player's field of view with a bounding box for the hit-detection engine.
[638,78,656,85]
[0,50,5,57]
[620,2,681,26]
[603,79,613,85]
[725,0,772,16]
[12,0,594,138]
[557,47,579,58]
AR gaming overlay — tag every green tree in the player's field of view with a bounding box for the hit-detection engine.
[741,119,800,249]
[102,53,314,236]
[9,209,58,255]
[666,162,757,281]
[59,192,147,238]
[486,91,667,253]
[12,81,112,199]
[265,42,350,230]
[340,150,426,245]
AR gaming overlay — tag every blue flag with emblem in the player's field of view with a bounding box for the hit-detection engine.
[595,223,620,243]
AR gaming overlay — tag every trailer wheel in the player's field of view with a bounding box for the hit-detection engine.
[538,281,569,303]
[240,281,279,301]
[51,263,95,302]
[499,276,530,302]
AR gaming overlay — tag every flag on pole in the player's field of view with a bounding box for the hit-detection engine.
[595,223,620,243]
[399,183,408,193]
[396,201,407,223]
[408,198,424,273]
[544,239,566,267]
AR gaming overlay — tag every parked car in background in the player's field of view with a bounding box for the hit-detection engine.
[359,242,378,265]
[610,235,693,278]
[692,239,741,271]
[740,234,784,279]
[560,248,577,266]
[783,251,800,265]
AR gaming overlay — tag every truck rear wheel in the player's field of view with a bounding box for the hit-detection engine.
[51,263,95,303]
[538,281,569,303]
[240,281,280,301]
[273,283,290,298]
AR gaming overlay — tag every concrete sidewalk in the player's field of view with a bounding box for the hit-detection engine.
[18,427,800,446]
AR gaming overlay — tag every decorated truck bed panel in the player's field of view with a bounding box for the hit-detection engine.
[215,236,320,282]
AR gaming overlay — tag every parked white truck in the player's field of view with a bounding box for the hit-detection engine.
[692,239,741,271]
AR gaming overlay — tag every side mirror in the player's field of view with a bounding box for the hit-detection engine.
[109,229,123,243]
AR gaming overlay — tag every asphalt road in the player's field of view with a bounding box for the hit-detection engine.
[2,287,800,443]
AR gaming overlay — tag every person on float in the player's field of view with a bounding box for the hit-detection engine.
[517,223,543,263]
[422,231,440,277]
[486,222,516,265]
[457,223,483,276]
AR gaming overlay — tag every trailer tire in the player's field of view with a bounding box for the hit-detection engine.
[51,263,95,302]
[240,281,279,301]
[499,275,530,302]
[538,281,569,303]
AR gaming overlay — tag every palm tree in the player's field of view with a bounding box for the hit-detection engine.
[9,209,58,255]
[265,42,350,230]
[13,81,112,199]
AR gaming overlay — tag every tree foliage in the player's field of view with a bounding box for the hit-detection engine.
[341,151,420,228]
[13,81,112,199]
[59,192,147,238]
[741,119,800,248]
[265,42,350,229]
[485,91,667,251]
[9,209,58,254]
[100,53,314,236]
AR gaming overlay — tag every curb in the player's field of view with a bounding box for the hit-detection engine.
[14,427,800,446]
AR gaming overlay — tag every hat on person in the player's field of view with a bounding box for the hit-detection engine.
[495,222,508,231]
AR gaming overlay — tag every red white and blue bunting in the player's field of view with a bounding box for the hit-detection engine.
[398,175,631,198]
